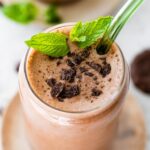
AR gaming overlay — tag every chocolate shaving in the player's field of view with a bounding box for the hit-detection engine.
[56,60,61,66]
[81,49,90,58]
[66,59,75,67]
[91,88,102,96]
[100,64,111,77]
[67,52,76,57]
[93,76,98,81]
[86,61,101,73]
[73,54,83,65]
[59,85,80,99]
[84,71,94,77]
[46,78,56,87]
[79,67,88,73]
[51,82,64,98]
[60,68,76,83]
[49,56,55,60]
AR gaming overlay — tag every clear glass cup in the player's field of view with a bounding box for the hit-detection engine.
[19,23,130,150]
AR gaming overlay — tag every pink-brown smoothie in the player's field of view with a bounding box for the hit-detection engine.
[26,26,124,112]
[19,23,129,150]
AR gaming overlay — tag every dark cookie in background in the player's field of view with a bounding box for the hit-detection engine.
[0,1,3,7]
[131,50,150,94]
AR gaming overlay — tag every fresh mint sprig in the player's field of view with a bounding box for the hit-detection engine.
[26,16,113,57]
[70,16,113,48]
[26,33,69,57]
[2,2,38,24]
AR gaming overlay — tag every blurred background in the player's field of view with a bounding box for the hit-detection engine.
[0,0,150,149]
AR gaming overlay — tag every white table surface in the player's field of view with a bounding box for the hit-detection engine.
[0,0,150,149]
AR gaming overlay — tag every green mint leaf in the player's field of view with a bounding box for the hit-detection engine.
[2,2,38,24]
[26,33,69,57]
[70,16,113,48]
[45,4,61,24]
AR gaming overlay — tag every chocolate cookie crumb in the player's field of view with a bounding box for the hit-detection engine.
[73,54,83,65]
[66,59,75,67]
[46,78,56,87]
[93,76,98,81]
[100,64,111,77]
[57,60,61,66]
[86,61,101,73]
[49,56,55,60]
[131,50,150,94]
[57,97,64,102]
[67,52,75,57]
[81,49,90,58]
[91,88,102,96]
[76,75,82,79]
[84,72,94,77]
[59,85,80,99]
[51,82,64,98]
[79,67,88,73]
[60,69,76,83]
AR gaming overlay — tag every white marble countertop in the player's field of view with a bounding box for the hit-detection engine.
[0,0,150,149]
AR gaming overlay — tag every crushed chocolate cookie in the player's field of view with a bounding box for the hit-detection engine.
[86,61,101,73]
[51,82,64,98]
[67,52,76,57]
[57,97,64,102]
[49,56,55,60]
[79,67,88,73]
[76,75,82,80]
[81,49,90,58]
[84,71,94,77]
[60,68,76,83]
[57,60,61,66]
[100,64,111,77]
[58,57,63,59]
[66,59,75,67]
[91,88,102,96]
[93,76,98,81]
[59,85,80,99]
[46,78,56,87]
[73,54,83,65]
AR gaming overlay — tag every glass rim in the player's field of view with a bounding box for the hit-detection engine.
[23,22,127,115]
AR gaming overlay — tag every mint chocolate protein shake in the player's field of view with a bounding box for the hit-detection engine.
[19,21,129,150]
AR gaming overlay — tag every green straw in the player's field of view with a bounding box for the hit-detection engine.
[96,0,144,55]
